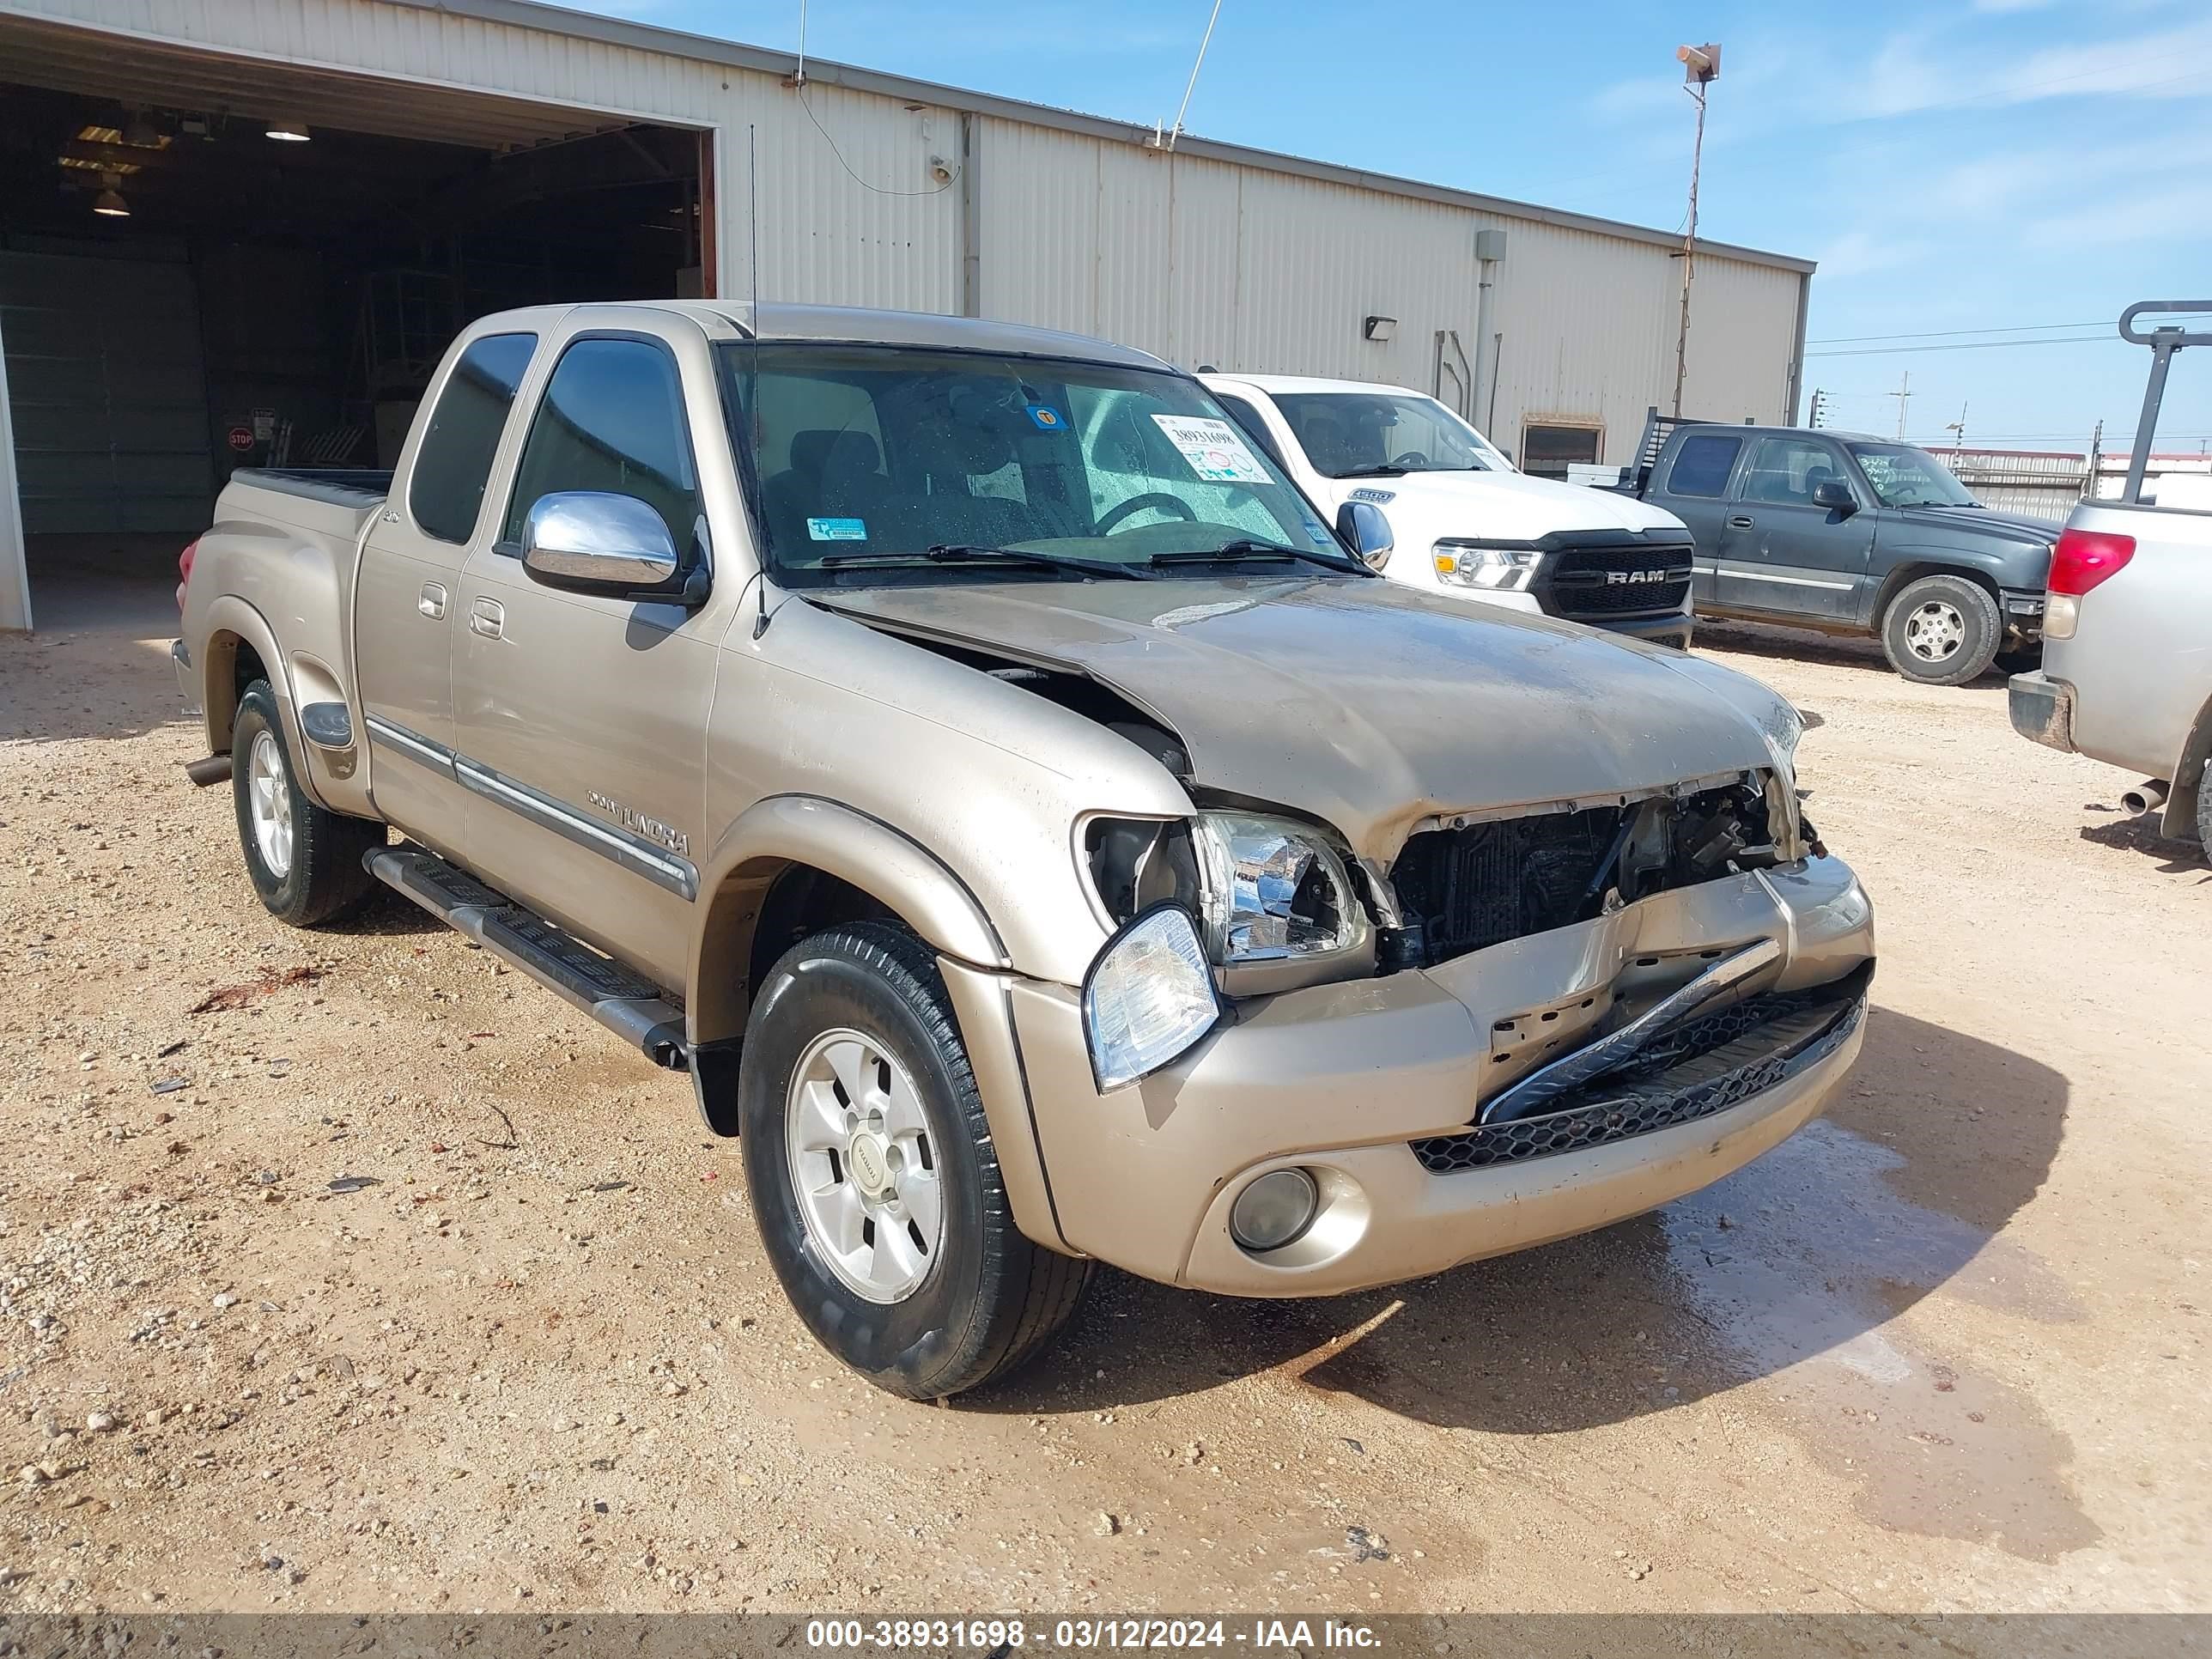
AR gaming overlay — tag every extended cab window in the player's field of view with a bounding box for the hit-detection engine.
[408,332,536,544]
[502,337,702,556]
[1666,433,1743,497]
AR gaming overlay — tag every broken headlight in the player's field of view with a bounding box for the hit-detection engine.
[1192,812,1369,963]
[1082,811,1373,969]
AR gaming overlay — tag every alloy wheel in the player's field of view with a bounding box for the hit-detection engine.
[246,730,295,877]
[784,1027,945,1304]
[1903,599,1966,663]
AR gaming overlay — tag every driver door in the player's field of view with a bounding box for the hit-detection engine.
[1717,434,1872,622]
[448,331,722,989]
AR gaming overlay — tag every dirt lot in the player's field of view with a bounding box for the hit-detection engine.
[1,617,2206,1618]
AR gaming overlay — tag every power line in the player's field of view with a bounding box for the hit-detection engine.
[1806,335,2111,359]
[1807,320,2107,344]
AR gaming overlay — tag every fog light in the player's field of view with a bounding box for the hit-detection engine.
[1230,1168,1319,1252]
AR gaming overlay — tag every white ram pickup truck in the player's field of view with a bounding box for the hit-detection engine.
[1202,374,1698,647]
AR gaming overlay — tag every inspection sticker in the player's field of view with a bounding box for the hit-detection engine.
[1150,414,1272,484]
[806,517,868,541]
[1026,404,1066,431]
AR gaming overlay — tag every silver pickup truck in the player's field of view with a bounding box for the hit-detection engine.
[173,301,1875,1399]
[2010,303,2212,848]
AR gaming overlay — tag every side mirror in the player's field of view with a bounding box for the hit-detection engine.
[520,492,700,601]
[1812,478,1856,513]
[1336,500,1395,571]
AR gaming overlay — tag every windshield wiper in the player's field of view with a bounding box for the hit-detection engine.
[1148,539,1370,576]
[1330,465,1407,479]
[817,544,1151,580]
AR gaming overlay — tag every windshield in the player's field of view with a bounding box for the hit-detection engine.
[1845,442,1978,508]
[716,343,1359,584]
[1271,391,1499,477]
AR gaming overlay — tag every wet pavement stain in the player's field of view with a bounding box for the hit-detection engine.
[1662,1121,2100,1562]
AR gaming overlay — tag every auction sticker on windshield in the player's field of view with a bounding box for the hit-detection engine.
[807,517,869,541]
[1152,415,1272,484]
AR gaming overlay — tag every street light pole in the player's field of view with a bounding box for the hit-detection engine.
[1671,42,1721,418]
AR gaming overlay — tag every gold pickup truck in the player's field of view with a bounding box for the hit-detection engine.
[173,301,1875,1399]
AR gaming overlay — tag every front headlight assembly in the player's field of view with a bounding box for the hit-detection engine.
[1079,810,1375,1089]
[1082,904,1221,1093]
[1189,812,1370,965]
[1432,540,1542,592]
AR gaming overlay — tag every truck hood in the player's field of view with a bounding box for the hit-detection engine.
[1887,503,2057,555]
[1333,466,1690,543]
[823,575,1791,860]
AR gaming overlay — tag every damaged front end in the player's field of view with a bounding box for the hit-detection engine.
[1080,767,1808,994]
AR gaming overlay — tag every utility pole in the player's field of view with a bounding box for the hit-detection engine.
[1889,371,1911,441]
[1808,387,1827,428]
[1670,42,1721,417]
[1944,402,1967,454]
[2084,419,2102,501]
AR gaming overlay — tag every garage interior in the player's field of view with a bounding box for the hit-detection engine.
[0,16,712,631]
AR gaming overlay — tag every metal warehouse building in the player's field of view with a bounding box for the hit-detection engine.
[0,0,1814,630]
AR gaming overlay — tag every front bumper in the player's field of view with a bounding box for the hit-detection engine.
[2002,588,2046,644]
[1006,854,1874,1296]
[2008,669,2075,752]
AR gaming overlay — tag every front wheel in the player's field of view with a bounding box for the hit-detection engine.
[230,682,383,927]
[738,921,1091,1399]
[1880,575,2002,686]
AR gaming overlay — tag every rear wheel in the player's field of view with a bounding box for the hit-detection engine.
[230,682,382,926]
[2197,761,2211,851]
[1880,574,2002,686]
[738,921,1091,1399]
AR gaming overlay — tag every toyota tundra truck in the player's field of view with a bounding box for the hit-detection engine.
[2010,302,2212,848]
[173,301,1875,1399]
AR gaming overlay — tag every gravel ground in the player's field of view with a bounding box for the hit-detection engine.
[0,617,2206,1617]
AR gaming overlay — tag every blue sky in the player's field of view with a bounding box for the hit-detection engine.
[580,0,2211,455]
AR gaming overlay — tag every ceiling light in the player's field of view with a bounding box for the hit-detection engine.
[93,186,130,218]
[264,119,310,143]
[122,113,162,149]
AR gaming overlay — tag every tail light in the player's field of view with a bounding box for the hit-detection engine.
[175,539,198,614]
[2044,527,2134,641]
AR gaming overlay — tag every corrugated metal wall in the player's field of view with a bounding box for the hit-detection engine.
[5,0,1806,470]
[977,121,1802,463]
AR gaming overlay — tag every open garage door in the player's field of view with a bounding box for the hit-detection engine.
[0,13,713,631]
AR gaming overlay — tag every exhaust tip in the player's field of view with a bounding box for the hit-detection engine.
[2120,779,2170,817]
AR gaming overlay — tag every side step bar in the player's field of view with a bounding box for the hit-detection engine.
[365,844,689,1071]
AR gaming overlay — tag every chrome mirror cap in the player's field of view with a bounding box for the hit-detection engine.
[521,492,680,591]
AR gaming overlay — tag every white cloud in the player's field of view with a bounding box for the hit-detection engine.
[1812,228,1932,282]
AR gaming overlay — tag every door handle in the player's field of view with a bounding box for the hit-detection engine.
[1727,515,1755,529]
[469,598,505,640]
[417,582,447,619]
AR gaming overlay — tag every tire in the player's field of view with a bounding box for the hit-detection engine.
[738,921,1091,1400]
[1880,574,2002,686]
[2197,760,2211,852]
[231,681,383,927]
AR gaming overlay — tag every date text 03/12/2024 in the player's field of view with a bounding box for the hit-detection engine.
[803,1620,1384,1652]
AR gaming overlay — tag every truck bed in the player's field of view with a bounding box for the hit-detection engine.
[216,468,392,545]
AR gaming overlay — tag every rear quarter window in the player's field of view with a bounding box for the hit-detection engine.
[408,333,538,544]
[1667,433,1744,498]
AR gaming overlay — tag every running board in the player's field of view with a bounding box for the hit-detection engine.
[364,844,688,1071]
